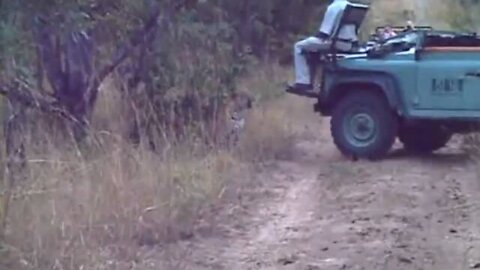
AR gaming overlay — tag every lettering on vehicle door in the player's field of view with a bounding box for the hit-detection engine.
[431,78,464,96]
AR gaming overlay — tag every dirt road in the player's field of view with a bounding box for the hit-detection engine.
[149,98,480,270]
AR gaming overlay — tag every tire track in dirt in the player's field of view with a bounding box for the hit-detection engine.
[151,111,480,270]
[207,123,346,270]
[222,163,319,270]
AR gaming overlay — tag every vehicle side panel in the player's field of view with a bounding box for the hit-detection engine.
[320,51,417,116]
[322,50,480,121]
[416,51,480,111]
[321,70,403,114]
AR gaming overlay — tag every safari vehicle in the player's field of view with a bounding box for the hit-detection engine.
[287,3,480,160]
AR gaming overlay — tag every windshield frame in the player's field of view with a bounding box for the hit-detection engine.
[365,30,424,58]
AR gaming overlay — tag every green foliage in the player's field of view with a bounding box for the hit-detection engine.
[0,0,332,142]
[0,0,329,82]
[119,0,330,97]
[438,0,480,31]
[7,0,479,96]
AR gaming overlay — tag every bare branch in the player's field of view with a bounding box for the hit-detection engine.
[87,1,162,107]
[0,82,86,127]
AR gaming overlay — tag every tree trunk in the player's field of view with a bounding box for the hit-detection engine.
[34,24,94,141]
[33,2,162,141]
[0,96,27,240]
[0,0,165,240]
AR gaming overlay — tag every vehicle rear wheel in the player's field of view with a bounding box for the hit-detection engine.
[331,91,398,160]
[398,124,452,153]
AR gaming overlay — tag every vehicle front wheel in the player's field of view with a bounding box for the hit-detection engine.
[398,124,452,153]
[331,91,398,160]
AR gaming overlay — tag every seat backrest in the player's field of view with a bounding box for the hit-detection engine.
[341,3,369,26]
[329,3,369,60]
[331,3,369,43]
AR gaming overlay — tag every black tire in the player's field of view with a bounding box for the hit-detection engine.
[331,91,398,160]
[398,124,451,153]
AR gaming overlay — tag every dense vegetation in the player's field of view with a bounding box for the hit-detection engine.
[3,0,477,141]
[0,0,327,97]
[440,0,480,31]
[0,0,335,150]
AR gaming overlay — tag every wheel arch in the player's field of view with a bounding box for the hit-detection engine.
[320,72,404,116]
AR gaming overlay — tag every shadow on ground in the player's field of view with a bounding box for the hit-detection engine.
[386,148,472,166]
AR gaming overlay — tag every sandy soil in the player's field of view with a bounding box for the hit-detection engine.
[143,99,480,270]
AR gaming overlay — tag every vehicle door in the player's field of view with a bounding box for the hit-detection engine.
[416,48,480,111]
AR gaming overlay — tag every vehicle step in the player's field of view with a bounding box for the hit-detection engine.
[285,87,318,98]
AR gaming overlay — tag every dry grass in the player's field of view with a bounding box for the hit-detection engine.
[236,98,296,162]
[237,64,290,102]
[236,95,318,163]
[236,61,324,158]
[2,131,237,269]
[235,63,320,162]
[0,66,302,270]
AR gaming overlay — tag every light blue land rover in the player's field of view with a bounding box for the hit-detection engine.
[288,3,480,160]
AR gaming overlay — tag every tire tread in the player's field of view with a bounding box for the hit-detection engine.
[330,91,397,160]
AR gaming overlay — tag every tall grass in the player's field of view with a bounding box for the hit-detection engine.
[0,65,300,270]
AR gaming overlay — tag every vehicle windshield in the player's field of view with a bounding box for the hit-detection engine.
[377,30,420,47]
[382,31,420,46]
[364,30,421,57]
[381,30,480,49]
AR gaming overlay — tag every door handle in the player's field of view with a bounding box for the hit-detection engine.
[465,71,480,78]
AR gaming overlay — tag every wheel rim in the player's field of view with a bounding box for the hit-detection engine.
[343,110,378,148]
